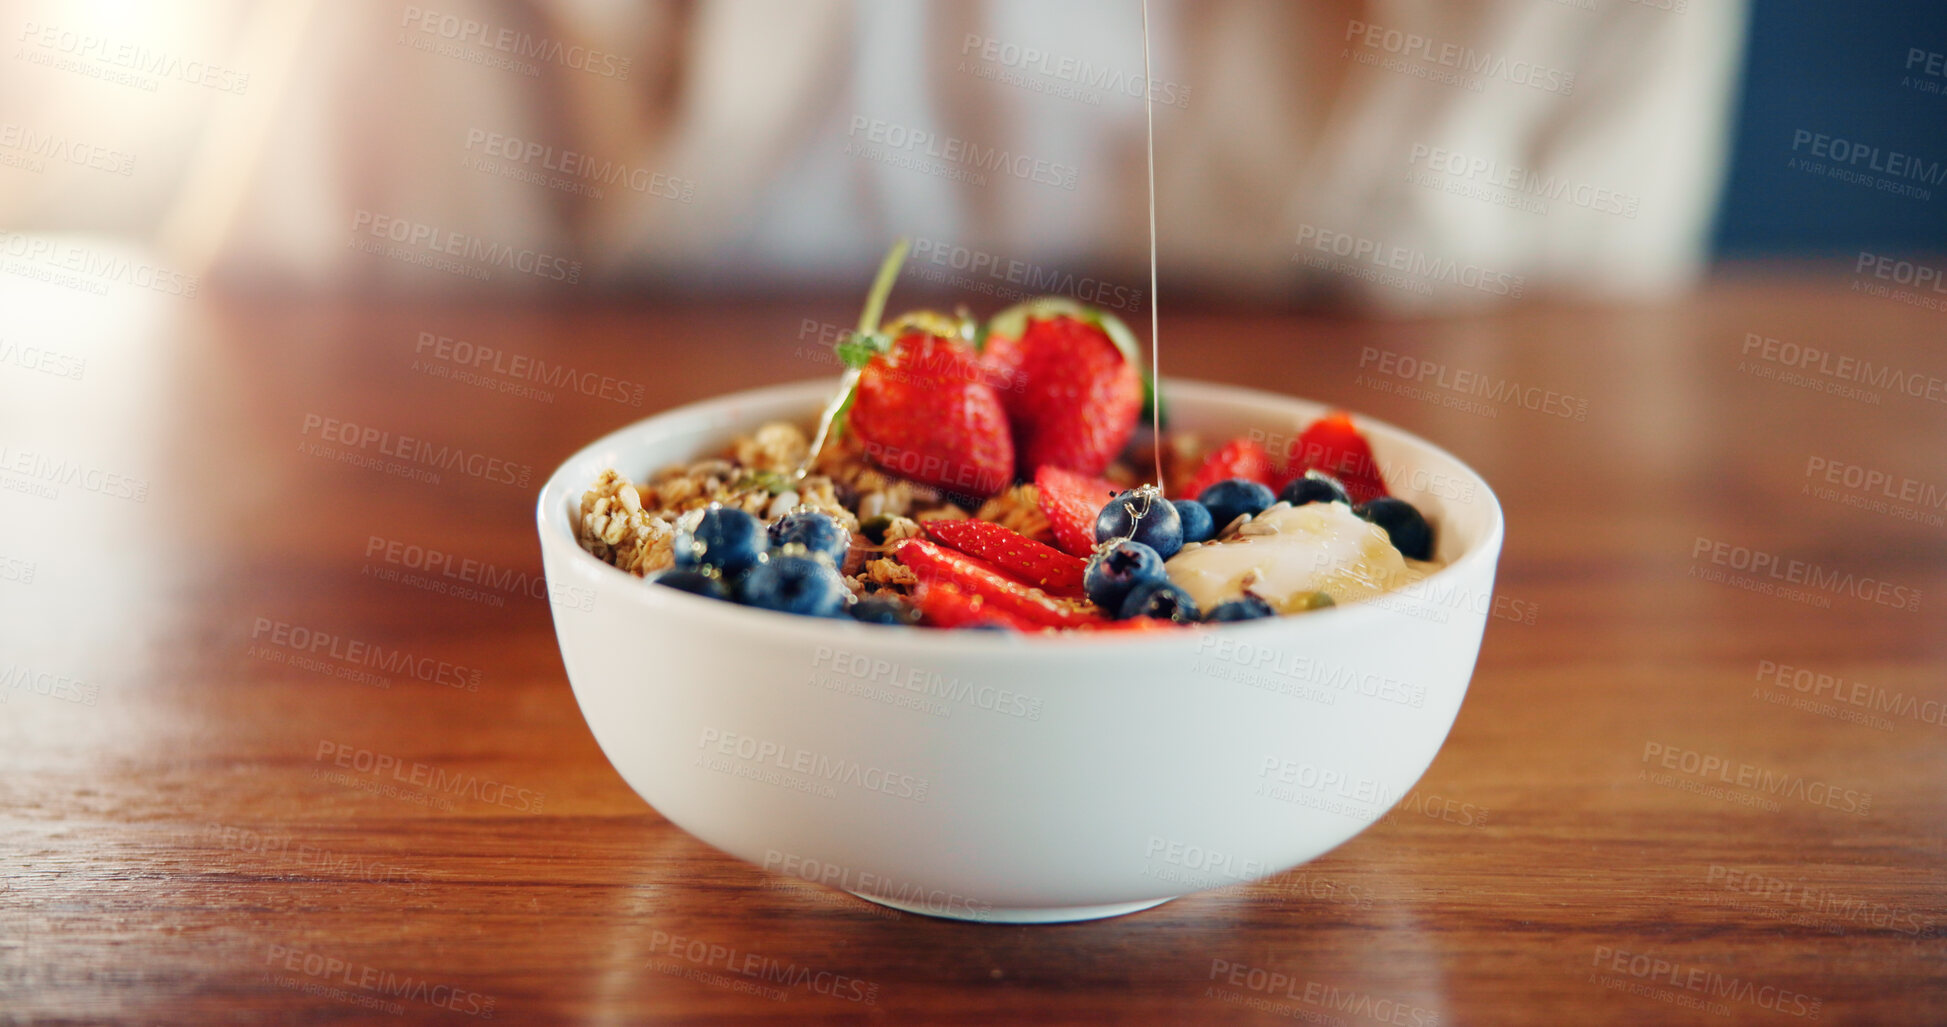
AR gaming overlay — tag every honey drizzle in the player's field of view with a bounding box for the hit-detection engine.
[1141,0,1163,489]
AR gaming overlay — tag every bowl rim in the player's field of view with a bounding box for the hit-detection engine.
[537,378,1505,651]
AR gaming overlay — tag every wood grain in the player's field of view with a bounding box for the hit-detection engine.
[2,270,1944,1024]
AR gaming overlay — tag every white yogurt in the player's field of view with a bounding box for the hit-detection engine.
[1165,501,1432,613]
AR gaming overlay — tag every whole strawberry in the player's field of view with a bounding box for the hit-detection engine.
[847,331,1014,497]
[984,313,1141,477]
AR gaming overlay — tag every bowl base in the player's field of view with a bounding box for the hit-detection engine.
[850,892,1174,924]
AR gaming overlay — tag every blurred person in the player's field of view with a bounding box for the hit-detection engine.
[0,0,1747,312]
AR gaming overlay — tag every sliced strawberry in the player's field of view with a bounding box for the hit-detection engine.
[1178,438,1274,499]
[1278,411,1388,503]
[1076,616,1190,633]
[893,539,1102,629]
[847,332,1014,498]
[922,519,1087,597]
[1034,465,1122,557]
[912,579,1041,631]
[986,315,1141,477]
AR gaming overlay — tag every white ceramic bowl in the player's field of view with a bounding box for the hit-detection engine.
[538,379,1503,923]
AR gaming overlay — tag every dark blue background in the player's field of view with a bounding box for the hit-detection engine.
[1713,0,1947,256]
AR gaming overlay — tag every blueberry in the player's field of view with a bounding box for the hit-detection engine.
[768,511,849,566]
[1094,488,1184,559]
[1354,497,1433,560]
[1083,540,1167,612]
[1205,595,1276,622]
[1120,580,1200,623]
[653,568,731,601]
[1278,471,1350,508]
[1172,499,1214,544]
[850,595,919,626]
[737,554,849,617]
[675,506,765,575]
[1197,478,1276,534]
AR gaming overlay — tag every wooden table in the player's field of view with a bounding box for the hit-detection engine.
[3,268,1943,1024]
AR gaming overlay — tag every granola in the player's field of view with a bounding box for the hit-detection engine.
[576,421,960,601]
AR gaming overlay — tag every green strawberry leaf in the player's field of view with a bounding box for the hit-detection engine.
[836,331,892,370]
[982,296,1144,367]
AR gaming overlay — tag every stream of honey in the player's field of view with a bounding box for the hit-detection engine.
[1141,0,1163,489]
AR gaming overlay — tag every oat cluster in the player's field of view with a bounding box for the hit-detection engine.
[576,421,980,598]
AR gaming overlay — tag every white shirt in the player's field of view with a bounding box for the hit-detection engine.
[0,0,1748,313]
